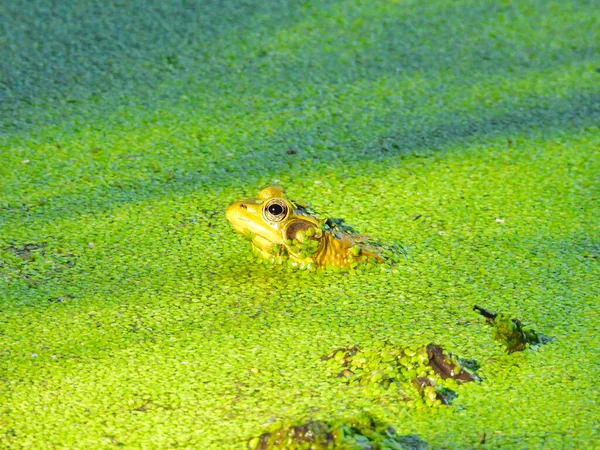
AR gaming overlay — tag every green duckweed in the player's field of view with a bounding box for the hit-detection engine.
[1,0,598,448]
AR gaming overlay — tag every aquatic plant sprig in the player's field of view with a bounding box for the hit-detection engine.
[473,305,551,353]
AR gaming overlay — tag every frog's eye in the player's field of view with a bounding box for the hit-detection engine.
[263,199,288,222]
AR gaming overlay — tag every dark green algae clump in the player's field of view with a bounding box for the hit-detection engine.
[248,414,429,450]
[474,305,551,353]
[322,343,478,408]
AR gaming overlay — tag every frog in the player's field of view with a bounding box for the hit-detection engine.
[225,186,389,268]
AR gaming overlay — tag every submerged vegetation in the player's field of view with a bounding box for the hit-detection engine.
[1,0,598,448]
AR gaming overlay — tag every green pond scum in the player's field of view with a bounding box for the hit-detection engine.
[0,0,599,448]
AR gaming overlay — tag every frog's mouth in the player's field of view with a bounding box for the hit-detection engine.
[228,218,258,240]
[225,203,282,249]
[228,217,252,235]
[230,221,278,253]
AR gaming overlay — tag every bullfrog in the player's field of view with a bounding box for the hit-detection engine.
[225,186,394,268]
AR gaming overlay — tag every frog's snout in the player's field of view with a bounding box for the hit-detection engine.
[226,201,255,232]
[225,202,239,224]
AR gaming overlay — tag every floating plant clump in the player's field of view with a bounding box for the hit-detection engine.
[322,343,478,408]
[474,305,551,353]
[248,413,429,450]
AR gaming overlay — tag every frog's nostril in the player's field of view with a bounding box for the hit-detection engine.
[240,203,247,209]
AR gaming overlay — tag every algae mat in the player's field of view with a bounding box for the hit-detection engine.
[1,0,599,448]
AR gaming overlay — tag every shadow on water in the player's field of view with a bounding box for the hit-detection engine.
[0,0,598,224]
[5,90,598,226]
[1,0,596,131]
[0,0,335,120]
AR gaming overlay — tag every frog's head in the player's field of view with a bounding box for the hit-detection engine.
[225,186,322,263]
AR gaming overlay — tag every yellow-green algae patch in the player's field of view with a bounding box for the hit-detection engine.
[1,0,599,448]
